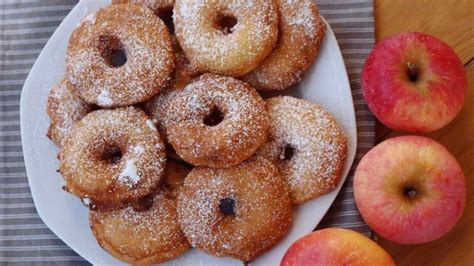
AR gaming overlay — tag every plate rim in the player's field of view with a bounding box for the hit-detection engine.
[19,1,358,264]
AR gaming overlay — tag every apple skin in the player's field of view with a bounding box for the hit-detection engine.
[362,32,467,132]
[354,136,466,244]
[280,228,395,266]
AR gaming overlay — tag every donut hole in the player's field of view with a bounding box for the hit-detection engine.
[279,145,295,161]
[101,146,123,164]
[97,35,127,68]
[219,197,236,215]
[204,107,224,127]
[156,8,174,34]
[216,13,237,34]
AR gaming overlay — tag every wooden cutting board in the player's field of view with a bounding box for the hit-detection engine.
[374,0,474,265]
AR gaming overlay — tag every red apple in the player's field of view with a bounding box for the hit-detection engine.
[362,32,467,132]
[354,136,466,244]
[281,228,395,266]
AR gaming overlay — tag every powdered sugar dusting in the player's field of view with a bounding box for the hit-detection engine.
[174,0,278,75]
[146,119,157,131]
[82,197,91,206]
[66,4,174,107]
[133,145,144,155]
[59,107,166,208]
[243,0,326,91]
[112,0,174,14]
[97,90,112,106]
[90,191,189,260]
[118,159,141,187]
[285,0,316,38]
[177,158,292,261]
[165,74,269,167]
[46,78,95,147]
[257,96,347,203]
[83,13,96,24]
[142,87,186,143]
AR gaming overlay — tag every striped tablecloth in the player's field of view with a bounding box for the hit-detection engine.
[0,0,374,264]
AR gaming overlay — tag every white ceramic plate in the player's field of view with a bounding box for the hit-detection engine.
[20,0,357,265]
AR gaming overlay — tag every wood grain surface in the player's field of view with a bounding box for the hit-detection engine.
[374,0,474,265]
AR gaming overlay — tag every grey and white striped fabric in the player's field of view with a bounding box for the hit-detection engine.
[316,0,374,234]
[0,0,374,264]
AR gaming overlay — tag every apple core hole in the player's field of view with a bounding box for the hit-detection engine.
[219,197,236,215]
[156,8,174,34]
[217,14,237,34]
[204,107,224,126]
[403,186,417,199]
[406,62,420,82]
[98,35,127,67]
[102,146,122,164]
[110,49,127,67]
[280,145,295,161]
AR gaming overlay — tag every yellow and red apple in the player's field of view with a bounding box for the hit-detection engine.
[362,32,467,132]
[281,228,395,266]
[354,136,466,244]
